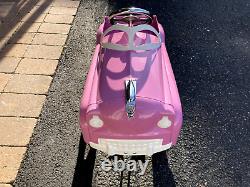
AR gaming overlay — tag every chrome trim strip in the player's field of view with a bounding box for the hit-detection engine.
[125,80,136,118]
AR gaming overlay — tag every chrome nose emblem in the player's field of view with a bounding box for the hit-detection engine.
[125,80,136,118]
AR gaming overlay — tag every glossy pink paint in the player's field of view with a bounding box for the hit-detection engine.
[80,16,182,150]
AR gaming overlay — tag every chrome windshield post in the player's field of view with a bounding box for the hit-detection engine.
[125,80,136,118]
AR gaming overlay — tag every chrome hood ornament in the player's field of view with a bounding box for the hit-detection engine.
[125,80,136,118]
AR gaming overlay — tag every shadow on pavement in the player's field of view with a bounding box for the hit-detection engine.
[152,151,176,187]
[72,135,96,187]
[0,0,52,58]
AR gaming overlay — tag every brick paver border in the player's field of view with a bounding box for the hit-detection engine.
[0,0,80,185]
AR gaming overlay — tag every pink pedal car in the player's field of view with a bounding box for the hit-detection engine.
[80,7,183,156]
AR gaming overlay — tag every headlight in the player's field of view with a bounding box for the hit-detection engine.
[89,115,103,128]
[157,116,172,128]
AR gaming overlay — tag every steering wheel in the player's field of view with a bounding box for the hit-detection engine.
[109,7,152,26]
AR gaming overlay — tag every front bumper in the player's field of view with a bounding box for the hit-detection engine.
[89,138,172,156]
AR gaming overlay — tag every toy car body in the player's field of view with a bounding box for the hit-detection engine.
[80,8,183,156]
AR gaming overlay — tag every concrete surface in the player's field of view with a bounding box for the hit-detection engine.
[0,0,80,185]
